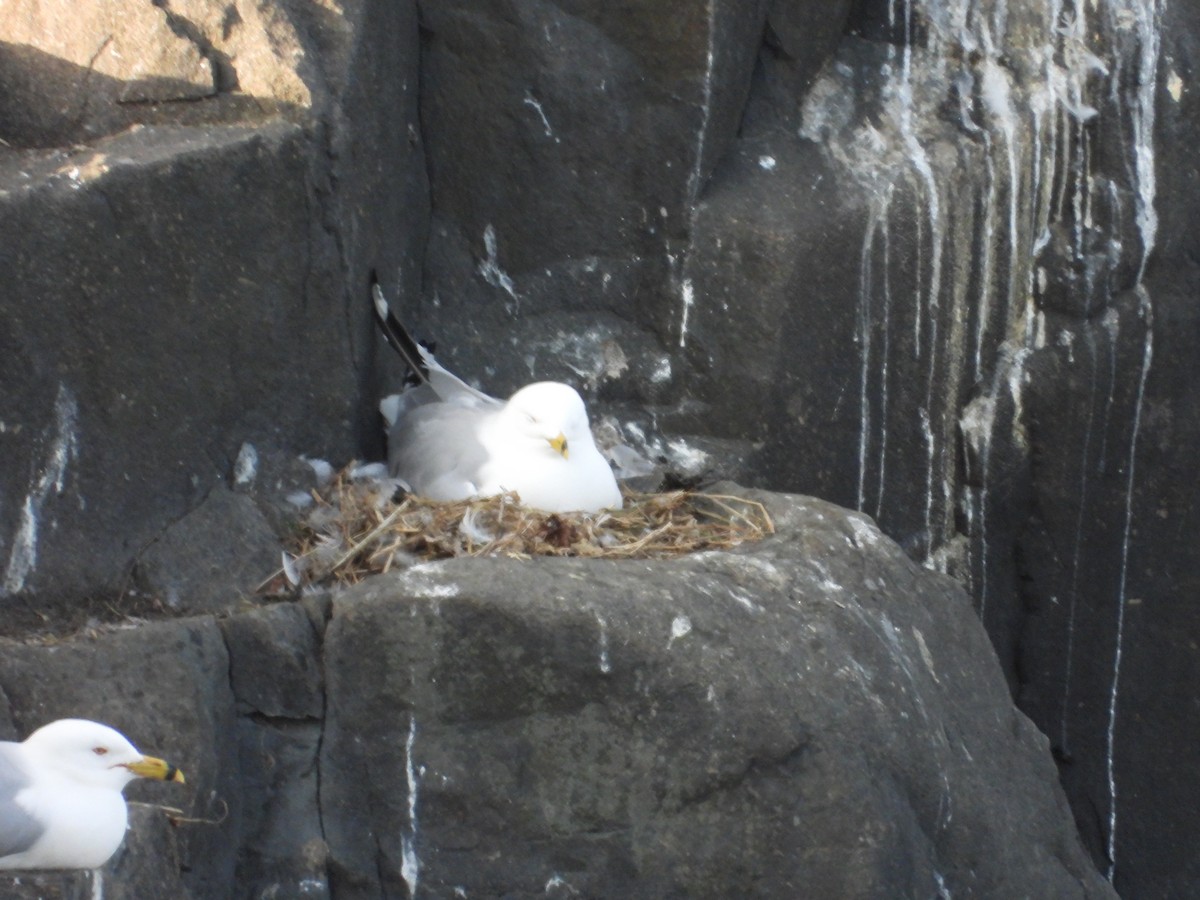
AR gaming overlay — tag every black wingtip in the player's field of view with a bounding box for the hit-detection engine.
[370,277,429,385]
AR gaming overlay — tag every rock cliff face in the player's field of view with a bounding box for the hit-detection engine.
[0,490,1113,899]
[0,0,426,603]
[0,0,1196,896]
[405,1,1200,893]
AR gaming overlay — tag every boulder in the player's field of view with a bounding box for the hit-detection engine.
[132,484,282,617]
[320,488,1112,898]
[220,599,326,720]
[0,121,338,606]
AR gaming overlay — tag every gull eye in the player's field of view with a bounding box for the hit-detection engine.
[92,747,108,756]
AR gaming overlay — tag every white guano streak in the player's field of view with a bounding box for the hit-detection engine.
[856,202,878,512]
[3,384,78,596]
[857,192,893,514]
[401,715,420,896]
[1106,0,1161,879]
[597,614,612,674]
[479,224,519,313]
[895,17,944,554]
[1106,290,1153,882]
[678,0,716,349]
[678,280,696,349]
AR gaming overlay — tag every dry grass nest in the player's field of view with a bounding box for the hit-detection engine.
[264,467,774,590]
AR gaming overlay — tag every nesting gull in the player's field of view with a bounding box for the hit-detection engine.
[0,719,185,870]
[373,284,621,513]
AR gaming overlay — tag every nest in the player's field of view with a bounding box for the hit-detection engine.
[265,468,774,590]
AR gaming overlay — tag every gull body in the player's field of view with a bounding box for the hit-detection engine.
[374,286,621,513]
[0,719,185,870]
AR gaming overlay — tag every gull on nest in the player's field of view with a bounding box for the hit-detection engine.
[0,719,185,870]
[373,283,622,514]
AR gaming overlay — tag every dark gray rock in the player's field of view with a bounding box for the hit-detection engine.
[0,688,13,741]
[0,870,97,900]
[132,485,282,617]
[412,0,772,399]
[228,446,331,539]
[321,489,1111,899]
[0,121,343,609]
[102,803,191,900]
[1098,37,1200,897]
[0,0,425,608]
[220,601,324,720]
[745,0,855,133]
[1016,2,1200,894]
[231,718,329,900]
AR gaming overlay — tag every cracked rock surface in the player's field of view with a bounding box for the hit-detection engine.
[321,488,1114,899]
[0,488,1113,898]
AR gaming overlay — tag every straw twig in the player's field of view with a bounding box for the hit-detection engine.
[266,468,774,591]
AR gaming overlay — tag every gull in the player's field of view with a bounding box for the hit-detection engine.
[0,719,185,870]
[373,284,621,513]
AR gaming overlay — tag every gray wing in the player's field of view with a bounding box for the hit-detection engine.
[388,403,495,498]
[0,743,43,859]
[421,350,502,410]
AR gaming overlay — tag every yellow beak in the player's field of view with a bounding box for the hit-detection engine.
[549,433,569,459]
[124,755,186,784]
